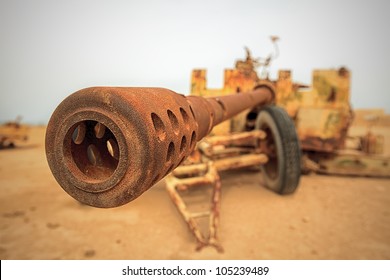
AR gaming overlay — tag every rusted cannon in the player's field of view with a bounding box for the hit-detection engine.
[46,86,301,208]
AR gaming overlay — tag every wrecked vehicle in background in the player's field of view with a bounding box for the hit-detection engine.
[0,117,28,149]
[164,38,390,251]
[190,39,389,178]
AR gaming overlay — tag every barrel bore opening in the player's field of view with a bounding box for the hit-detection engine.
[68,120,120,181]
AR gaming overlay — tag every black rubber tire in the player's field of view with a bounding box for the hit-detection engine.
[256,105,301,194]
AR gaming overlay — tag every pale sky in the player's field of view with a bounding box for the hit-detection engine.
[1,0,389,124]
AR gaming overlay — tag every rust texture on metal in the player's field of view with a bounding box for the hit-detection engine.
[166,131,269,252]
[45,87,274,208]
[198,130,266,158]
[304,151,390,178]
[179,132,270,174]
[166,162,223,252]
[165,130,270,251]
[191,46,390,178]
[360,132,384,155]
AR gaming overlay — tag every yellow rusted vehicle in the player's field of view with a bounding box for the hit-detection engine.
[164,39,390,252]
[0,117,29,148]
[155,38,389,251]
[190,40,389,178]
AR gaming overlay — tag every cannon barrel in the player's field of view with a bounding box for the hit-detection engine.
[45,86,274,208]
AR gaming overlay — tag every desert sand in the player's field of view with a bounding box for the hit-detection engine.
[0,126,389,260]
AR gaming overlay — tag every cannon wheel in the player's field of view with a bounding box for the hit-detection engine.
[256,106,301,194]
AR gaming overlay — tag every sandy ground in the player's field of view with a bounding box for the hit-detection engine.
[0,126,390,260]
